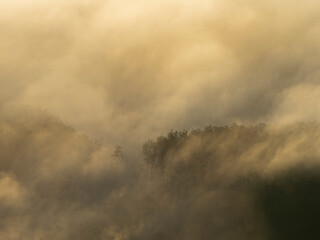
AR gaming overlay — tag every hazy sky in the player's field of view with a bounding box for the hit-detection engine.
[2,0,320,151]
[2,1,320,239]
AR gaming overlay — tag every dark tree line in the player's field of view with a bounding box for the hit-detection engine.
[141,123,320,240]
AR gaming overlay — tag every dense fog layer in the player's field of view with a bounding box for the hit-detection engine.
[1,112,320,239]
[2,0,320,150]
[2,0,320,239]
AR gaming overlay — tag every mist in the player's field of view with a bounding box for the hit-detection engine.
[2,0,320,239]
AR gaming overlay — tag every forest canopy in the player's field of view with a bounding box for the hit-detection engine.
[141,123,320,240]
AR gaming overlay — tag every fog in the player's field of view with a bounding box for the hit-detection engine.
[1,0,320,239]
